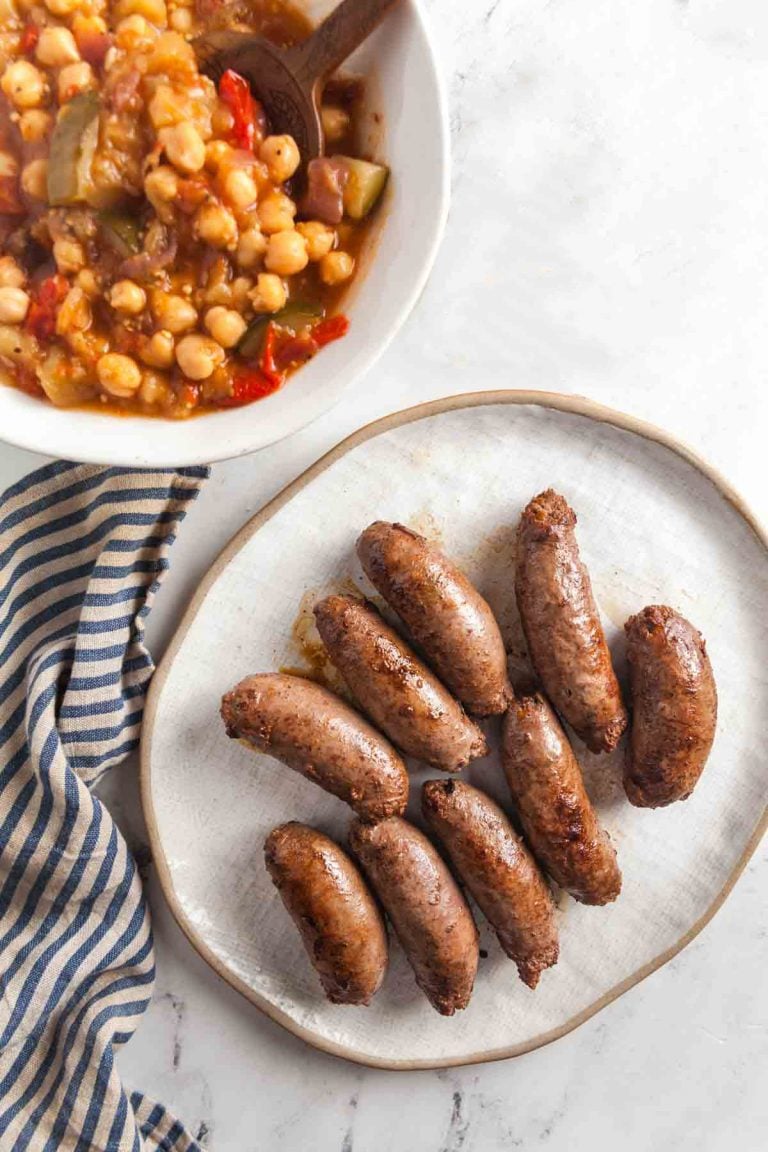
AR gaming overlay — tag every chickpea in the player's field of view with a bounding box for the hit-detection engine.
[211,100,234,137]
[21,159,48,201]
[75,269,100,297]
[175,333,225,380]
[53,237,85,275]
[223,168,257,211]
[1,60,46,110]
[319,250,355,286]
[144,164,178,204]
[152,291,197,334]
[204,306,246,349]
[97,353,142,398]
[259,135,300,184]
[321,106,350,145]
[18,109,52,143]
[159,122,206,174]
[236,227,267,270]
[139,370,172,407]
[249,273,286,314]
[297,221,336,262]
[257,192,296,235]
[265,230,308,277]
[58,62,94,103]
[109,280,147,315]
[36,28,80,68]
[230,276,253,311]
[170,7,192,33]
[195,202,238,250]
[204,140,231,171]
[44,0,82,15]
[0,287,30,325]
[0,256,25,289]
[140,329,175,368]
[116,14,158,49]
[116,0,168,24]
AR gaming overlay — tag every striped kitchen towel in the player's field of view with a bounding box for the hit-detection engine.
[0,460,208,1150]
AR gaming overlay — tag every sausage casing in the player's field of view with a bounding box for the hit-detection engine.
[348,816,479,1015]
[357,521,511,716]
[264,822,388,1006]
[314,595,487,772]
[624,606,717,808]
[501,692,622,905]
[421,780,559,988]
[515,490,628,753]
[221,673,408,822]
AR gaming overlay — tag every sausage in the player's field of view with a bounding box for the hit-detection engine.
[501,692,622,905]
[356,521,511,716]
[421,780,559,988]
[348,816,479,1014]
[221,673,408,822]
[264,822,388,1006]
[313,595,487,772]
[624,606,717,808]
[515,490,628,753]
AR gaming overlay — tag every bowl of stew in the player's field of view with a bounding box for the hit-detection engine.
[0,0,448,465]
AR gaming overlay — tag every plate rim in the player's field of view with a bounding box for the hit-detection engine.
[140,389,768,1070]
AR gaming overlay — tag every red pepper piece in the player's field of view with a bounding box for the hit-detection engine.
[258,322,285,389]
[311,314,350,348]
[25,275,69,343]
[218,368,282,408]
[218,69,259,151]
[274,332,318,372]
[19,22,40,56]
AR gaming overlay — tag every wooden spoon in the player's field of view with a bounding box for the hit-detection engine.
[195,0,401,168]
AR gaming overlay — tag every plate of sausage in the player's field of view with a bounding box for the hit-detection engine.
[141,391,768,1068]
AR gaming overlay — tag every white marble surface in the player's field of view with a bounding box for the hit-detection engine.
[1,0,767,1146]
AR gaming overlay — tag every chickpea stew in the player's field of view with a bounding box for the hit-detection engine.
[0,0,388,417]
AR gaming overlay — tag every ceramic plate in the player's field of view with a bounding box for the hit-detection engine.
[141,393,768,1068]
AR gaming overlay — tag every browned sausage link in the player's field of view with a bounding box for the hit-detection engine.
[421,780,559,988]
[221,673,408,822]
[356,522,511,716]
[515,490,628,753]
[624,606,717,808]
[501,692,622,905]
[264,823,388,1006]
[348,816,479,1015]
[314,595,487,772]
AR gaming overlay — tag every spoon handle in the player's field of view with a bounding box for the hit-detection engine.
[288,0,401,88]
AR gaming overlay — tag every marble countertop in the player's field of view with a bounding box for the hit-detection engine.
[2,0,767,1147]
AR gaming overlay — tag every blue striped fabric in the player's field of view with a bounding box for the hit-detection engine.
[0,462,208,1150]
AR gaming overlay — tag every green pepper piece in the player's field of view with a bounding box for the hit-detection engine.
[99,211,143,257]
[47,91,100,207]
[237,300,325,359]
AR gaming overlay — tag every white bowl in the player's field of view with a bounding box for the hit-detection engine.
[0,0,449,467]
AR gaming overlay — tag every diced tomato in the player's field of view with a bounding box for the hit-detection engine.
[218,69,261,151]
[25,275,69,343]
[218,368,282,408]
[19,22,39,56]
[176,178,209,214]
[178,382,201,409]
[258,323,284,389]
[76,30,112,68]
[274,332,318,372]
[16,365,44,398]
[311,314,350,347]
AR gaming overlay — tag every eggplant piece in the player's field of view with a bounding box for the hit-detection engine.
[47,92,100,206]
[337,157,389,220]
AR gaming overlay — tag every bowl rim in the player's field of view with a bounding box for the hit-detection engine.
[0,0,451,467]
[140,388,768,1071]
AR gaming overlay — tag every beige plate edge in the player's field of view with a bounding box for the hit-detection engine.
[139,389,768,1071]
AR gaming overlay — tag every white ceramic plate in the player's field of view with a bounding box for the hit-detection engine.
[0,0,449,467]
[141,392,768,1069]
